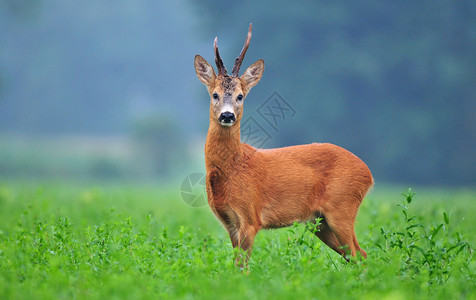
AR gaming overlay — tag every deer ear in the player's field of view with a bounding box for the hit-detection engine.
[194,55,215,87]
[240,59,264,93]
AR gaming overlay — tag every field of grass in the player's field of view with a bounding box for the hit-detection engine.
[0,181,474,299]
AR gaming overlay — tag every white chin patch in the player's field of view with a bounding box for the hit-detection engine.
[220,121,234,127]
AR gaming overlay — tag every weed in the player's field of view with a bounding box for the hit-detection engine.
[0,183,474,299]
[378,188,472,286]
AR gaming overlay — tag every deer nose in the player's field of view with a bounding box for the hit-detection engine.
[219,111,236,124]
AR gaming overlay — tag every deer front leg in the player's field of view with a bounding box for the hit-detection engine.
[234,225,257,268]
[227,226,240,248]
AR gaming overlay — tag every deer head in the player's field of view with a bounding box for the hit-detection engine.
[194,24,264,127]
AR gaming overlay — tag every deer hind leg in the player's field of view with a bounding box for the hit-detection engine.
[353,232,367,259]
[314,218,346,256]
[327,220,356,260]
[323,209,365,260]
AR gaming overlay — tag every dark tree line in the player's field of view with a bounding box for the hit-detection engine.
[0,1,474,185]
[191,1,476,186]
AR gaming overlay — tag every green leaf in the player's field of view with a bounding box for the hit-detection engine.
[402,188,415,204]
[402,210,408,221]
[456,243,468,255]
[443,212,449,225]
[447,242,466,253]
[431,224,443,239]
[397,204,407,210]
[410,245,426,256]
[406,224,424,230]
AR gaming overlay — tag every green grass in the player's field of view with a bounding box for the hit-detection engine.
[0,181,475,299]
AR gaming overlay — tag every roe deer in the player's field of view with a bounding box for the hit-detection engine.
[194,24,373,265]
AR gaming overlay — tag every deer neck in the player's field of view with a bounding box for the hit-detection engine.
[205,121,242,176]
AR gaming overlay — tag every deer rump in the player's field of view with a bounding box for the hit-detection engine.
[206,142,373,233]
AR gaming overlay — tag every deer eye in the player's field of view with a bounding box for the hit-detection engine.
[212,93,219,100]
[237,94,243,101]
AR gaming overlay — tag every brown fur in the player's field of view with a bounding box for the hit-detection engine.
[194,30,373,265]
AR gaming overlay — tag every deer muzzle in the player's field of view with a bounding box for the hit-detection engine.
[219,111,236,126]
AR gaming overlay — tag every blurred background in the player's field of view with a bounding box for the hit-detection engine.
[0,0,474,187]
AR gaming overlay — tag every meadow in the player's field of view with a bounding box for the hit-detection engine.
[0,181,474,299]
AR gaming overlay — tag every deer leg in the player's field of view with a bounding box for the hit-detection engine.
[234,225,257,268]
[324,214,360,260]
[314,218,345,256]
[353,232,367,259]
[227,227,239,248]
[221,209,241,248]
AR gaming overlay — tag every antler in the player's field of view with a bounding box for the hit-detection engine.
[232,23,252,77]
[214,37,228,76]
